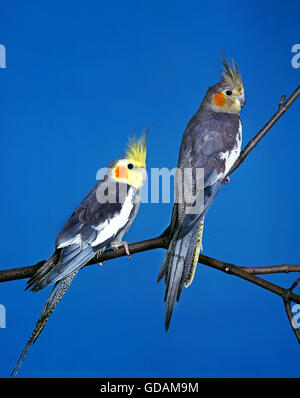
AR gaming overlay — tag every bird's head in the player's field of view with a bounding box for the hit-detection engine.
[204,57,245,114]
[111,130,148,189]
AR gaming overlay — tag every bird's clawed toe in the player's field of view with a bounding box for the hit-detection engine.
[118,241,132,259]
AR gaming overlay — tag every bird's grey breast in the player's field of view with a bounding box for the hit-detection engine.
[179,111,242,180]
[174,109,241,222]
[218,116,242,178]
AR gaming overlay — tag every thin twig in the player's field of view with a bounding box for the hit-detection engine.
[228,85,300,176]
[0,235,168,283]
[241,265,300,275]
[1,235,300,283]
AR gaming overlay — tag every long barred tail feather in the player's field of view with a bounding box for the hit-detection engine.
[10,271,78,377]
[183,218,204,289]
[158,218,203,331]
[159,181,223,330]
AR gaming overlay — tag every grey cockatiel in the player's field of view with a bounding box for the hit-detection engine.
[11,133,148,376]
[158,58,245,330]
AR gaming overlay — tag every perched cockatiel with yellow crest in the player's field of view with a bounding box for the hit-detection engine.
[157,57,245,331]
[11,131,148,376]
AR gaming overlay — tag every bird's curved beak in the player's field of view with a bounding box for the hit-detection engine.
[237,91,245,108]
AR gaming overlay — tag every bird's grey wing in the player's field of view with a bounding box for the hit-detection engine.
[55,179,124,249]
[177,112,241,238]
[179,112,240,184]
[56,179,135,254]
[28,181,135,290]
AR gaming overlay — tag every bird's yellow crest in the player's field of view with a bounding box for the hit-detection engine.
[221,56,244,93]
[210,56,245,113]
[112,129,149,189]
[125,128,148,168]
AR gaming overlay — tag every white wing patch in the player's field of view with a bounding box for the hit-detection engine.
[57,188,135,250]
[90,188,134,248]
[219,120,242,178]
[57,234,82,249]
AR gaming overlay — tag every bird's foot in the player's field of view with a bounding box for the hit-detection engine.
[224,176,230,184]
[117,241,132,259]
[95,250,105,267]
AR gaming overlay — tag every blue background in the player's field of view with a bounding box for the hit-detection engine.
[0,0,299,378]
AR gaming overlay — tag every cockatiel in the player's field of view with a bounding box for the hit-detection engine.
[158,58,245,330]
[11,132,148,376]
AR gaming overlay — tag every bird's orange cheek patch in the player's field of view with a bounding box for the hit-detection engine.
[213,92,225,107]
[115,166,128,179]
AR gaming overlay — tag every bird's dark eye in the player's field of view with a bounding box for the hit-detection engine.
[127,163,134,170]
[225,90,232,96]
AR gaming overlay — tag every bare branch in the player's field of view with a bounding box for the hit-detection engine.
[0,233,169,283]
[241,265,300,275]
[228,85,300,176]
